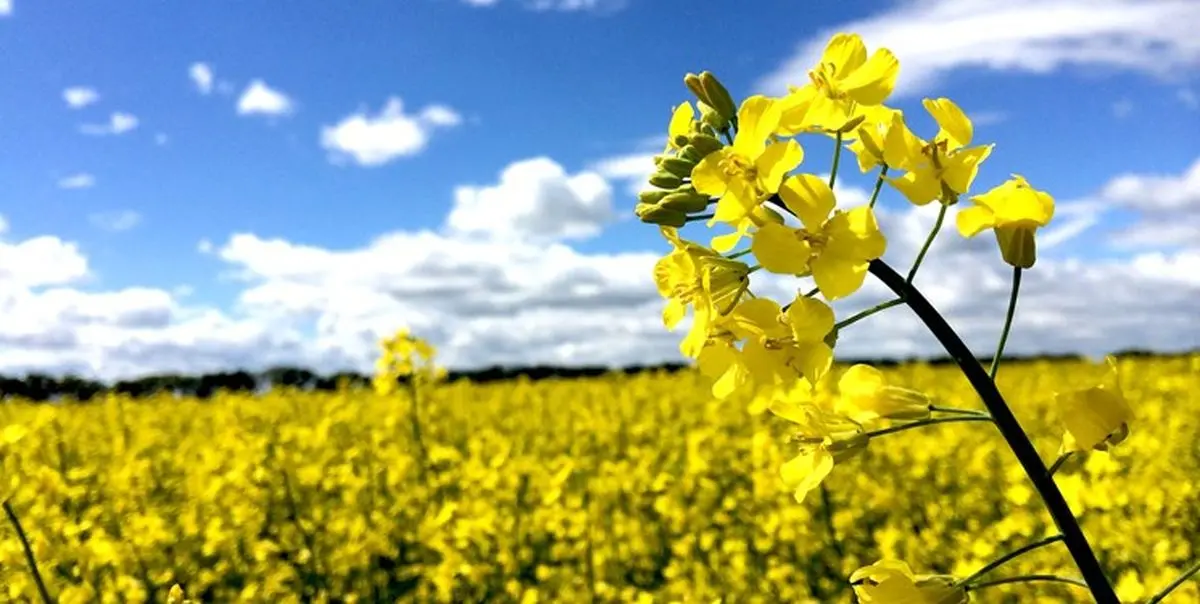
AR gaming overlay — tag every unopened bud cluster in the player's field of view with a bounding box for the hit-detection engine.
[634,72,737,228]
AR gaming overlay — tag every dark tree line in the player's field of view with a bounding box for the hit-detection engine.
[0,349,1188,403]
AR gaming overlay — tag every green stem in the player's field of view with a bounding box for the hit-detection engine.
[1146,559,1200,604]
[864,415,993,439]
[3,500,55,604]
[868,165,889,209]
[929,405,991,418]
[835,298,904,330]
[990,266,1022,380]
[686,213,715,223]
[906,201,948,285]
[966,574,1089,591]
[1048,452,1072,477]
[725,248,753,260]
[958,534,1065,586]
[829,131,843,190]
[866,258,1118,603]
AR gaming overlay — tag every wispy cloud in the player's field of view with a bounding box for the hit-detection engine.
[88,210,142,232]
[236,80,294,117]
[63,87,100,109]
[0,0,12,17]
[80,112,139,136]
[189,62,214,95]
[756,0,1200,97]
[58,173,96,189]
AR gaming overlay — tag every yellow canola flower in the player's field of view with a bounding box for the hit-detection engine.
[956,174,1055,269]
[1058,356,1133,453]
[775,33,901,136]
[835,364,932,424]
[710,204,784,254]
[769,397,866,503]
[692,96,803,226]
[845,104,905,173]
[750,173,886,300]
[654,227,751,358]
[850,560,967,604]
[884,98,994,206]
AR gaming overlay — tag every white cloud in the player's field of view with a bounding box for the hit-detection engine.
[1105,157,1200,248]
[447,157,615,241]
[58,173,96,190]
[80,112,139,136]
[63,87,100,109]
[320,97,461,167]
[189,62,214,95]
[756,0,1200,97]
[88,210,142,232]
[236,80,294,117]
[590,152,657,196]
[0,0,11,16]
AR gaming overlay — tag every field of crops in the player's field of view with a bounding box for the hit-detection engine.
[0,355,1197,603]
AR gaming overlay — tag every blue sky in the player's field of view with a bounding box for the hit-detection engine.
[1,0,1199,380]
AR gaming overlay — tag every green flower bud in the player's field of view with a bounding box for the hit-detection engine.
[659,156,696,179]
[638,189,672,205]
[673,134,691,149]
[688,133,724,156]
[659,191,711,213]
[648,171,684,189]
[637,203,688,227]
[679,145,704,162]
[698,101,730,132]
[699,71,737,122]
[684,73,710,105]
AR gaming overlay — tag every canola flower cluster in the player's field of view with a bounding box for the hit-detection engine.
[0,355,1197,602]
[633,31,1199,603]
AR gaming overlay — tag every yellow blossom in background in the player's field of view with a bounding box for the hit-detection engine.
[1058,356,1133,453]
[956,174,1056,269]
[750,173,886,299]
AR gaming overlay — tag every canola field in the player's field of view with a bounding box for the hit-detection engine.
[0,355,1198,603]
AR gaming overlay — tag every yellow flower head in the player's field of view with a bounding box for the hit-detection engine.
[654,227,752,358]
[850,560,967,604]
[769,398,866,503]
[691,96,803,226]
[779,33,901,135]
[1058,355,1133,453]
[885,98,994,206]
[957,174,1056,269]
[750,173,886,300]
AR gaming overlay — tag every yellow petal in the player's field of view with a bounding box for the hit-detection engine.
[923,98,973,150]
[820,33,867,76]
[755,139,804,193]
[751,223,812,275]
[887,170,941,206]
[956,205,995,238]
[811,252,869,301]
[838,364,886,399]
[942,144,994,195]
[882,113,921,170]
[785,295,835,343]
[840,48,900,106]
[691,151,730,197]
[729,297,788,340]
[662,298,686,329]
[667,102,694,148]
[825,207,887,260]
[796,343,834,384]
[775,85,817,136]
[733,95,780,157]
[779,174,836,232]
[710,230,743,254]
[781,447,835,503]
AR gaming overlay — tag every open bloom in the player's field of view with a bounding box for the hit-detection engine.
[956,174,1055,269]
[1058,356,1133,453]
[850,560,967,604]
[769,397,866,503]
[692,96,803,226]
[885,98,993,206]
[835,364,932,423]
[775,33,900,136]
[750,173,886,299]
[654,227,751,358]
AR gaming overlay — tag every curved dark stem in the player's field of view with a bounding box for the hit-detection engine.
[867,259,1117,603]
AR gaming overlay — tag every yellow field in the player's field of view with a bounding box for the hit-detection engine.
[1,355,1197,603]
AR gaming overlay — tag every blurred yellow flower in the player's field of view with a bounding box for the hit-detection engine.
[850,560,967,603]
[1058,356,1133,453]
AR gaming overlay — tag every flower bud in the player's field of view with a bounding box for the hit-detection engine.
[636,203,688,227]
[659,156,697,179]
[688,133,724,156]
[684,72,710,105]
[679,145,704,162]
[638,189,672,205]
[827,431,869,462]
[699,71,737,122]
[648,171,685,189]
[659,191,711,213]
[698,101,730,132]
[995,226,1037,269]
